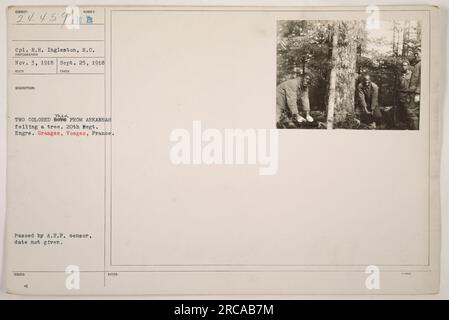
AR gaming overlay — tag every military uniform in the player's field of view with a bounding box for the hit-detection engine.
[397,64,420,130]
[276,77,310,128]
[408,61,421,130]
[355,81,381,125]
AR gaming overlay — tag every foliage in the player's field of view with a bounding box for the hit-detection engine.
[277,20,367,110]
[277,20,422,129]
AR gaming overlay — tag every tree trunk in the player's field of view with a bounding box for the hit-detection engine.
[392,21,398,56]
[402,20,410,56]
[326,25,339,129]
[416,21,422,43]
[327,21,359,127]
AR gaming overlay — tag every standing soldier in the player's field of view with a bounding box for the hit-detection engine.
[276,73,313,128]
[408,50,421,130]
[396,59,420,130]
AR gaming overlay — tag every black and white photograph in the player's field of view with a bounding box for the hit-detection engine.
[277,20,422,130]
[1,2,446,301]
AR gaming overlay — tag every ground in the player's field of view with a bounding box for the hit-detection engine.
[278,106,402,130]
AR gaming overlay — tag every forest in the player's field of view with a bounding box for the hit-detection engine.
[277,20,422,129]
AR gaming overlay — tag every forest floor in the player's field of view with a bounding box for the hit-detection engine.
[288,107,403,130]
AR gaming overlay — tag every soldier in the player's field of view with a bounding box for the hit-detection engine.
[276,73,313,128]
[355,74,381,128]
[396,59,420,130]
[408,51,421,130]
